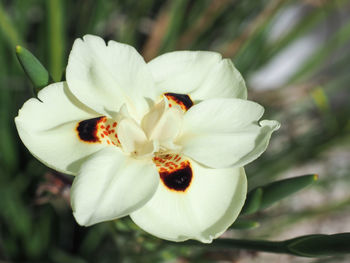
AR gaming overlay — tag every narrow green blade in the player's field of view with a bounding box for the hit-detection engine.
[286,233,350,257]
[241,174,318,215]
[230,219,260,230]
[260,174,318,210]
[241,187,263,215]
[47,0,65,81]
[171,233,350,257]
[16,45,51,94]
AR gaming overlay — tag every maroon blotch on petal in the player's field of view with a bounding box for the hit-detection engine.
[164,93,193,111]
[160,163,193,192]
[76,116,105,143]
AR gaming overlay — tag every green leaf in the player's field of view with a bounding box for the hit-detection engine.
[0,2,23,47]
[230,219,260,230]
[47,0,65,81]
[286,233,350,257]
[241,174,318,215]
[171,233,350,257]
[259,174,318,210]
[241,187,263,215]
[16,45,51,94]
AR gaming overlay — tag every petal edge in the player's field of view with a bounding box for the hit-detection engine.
[71,147,159,226]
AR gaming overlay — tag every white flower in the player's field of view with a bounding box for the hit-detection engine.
[15,35,279,243]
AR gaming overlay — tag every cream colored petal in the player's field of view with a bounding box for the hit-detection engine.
[178,98,279,168]
[131,160,247,243]
[66,35,155,121]
[148,51,247,100]
[15,82,105,175]
[71,147,159,226]
[117,117,155,156]
[141,98,183,144]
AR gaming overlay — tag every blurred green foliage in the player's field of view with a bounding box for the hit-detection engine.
[0,0,350,262]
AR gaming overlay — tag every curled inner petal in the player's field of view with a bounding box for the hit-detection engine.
[141,97,183,147]
[153,154,193,192]
[117,117,155,156]
[164,93,193,111]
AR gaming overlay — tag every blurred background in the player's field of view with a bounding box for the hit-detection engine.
[0,0,350,262]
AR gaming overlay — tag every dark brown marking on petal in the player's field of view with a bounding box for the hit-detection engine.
[76,116,105,143]
[164,93,193,111]
[159,162,193,192]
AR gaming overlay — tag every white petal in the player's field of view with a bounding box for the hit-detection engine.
[197,59,247,100]
[177,98,280,168]
[181,98,264,132]
[15,82,104,174]
[141,98,183,143]
[117,117,155,156]
[71,147,159,226]
[66,35,155,121]
[131,161,247,243]
[237,120,280,166]
[148,51,247,100]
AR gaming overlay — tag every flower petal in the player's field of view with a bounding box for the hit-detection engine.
[71,147,159,226]
[141,97,183,144]
[177,98,280,168]
[117,117,155,156]
[15,82,105,174]
[131,160,247,243]
[66,35,155,121]
[148,51,247,100]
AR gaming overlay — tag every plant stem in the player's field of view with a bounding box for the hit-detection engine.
[168,238,289,254]
[47,0,65,81]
